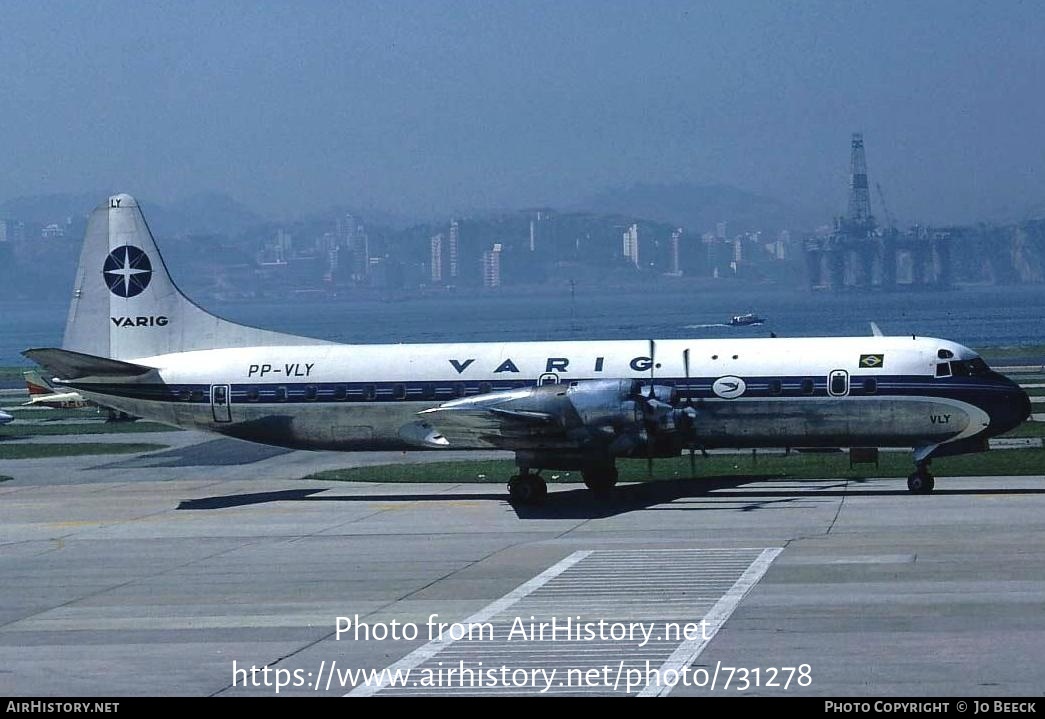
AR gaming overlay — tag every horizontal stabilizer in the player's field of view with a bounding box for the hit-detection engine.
[22,348,155,380]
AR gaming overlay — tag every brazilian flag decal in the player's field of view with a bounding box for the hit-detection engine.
[859,354,884,368]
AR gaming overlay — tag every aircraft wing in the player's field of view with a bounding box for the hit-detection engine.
[416,378,693,455]
[419,402,563,449]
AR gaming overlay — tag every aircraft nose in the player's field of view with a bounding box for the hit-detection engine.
[987,375,1031,436]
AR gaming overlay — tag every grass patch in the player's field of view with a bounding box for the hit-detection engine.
[0,422,177,438]
[1000,421,1045,438]
[3,407,103,420]
[0,366,30,382]
[978,345,1045,361]
[308,447,1045,484]
[0,443,167,459]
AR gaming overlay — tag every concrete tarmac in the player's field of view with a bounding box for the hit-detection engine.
[1,434,1044,696]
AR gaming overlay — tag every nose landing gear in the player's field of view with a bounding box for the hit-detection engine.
[907,461,935,494]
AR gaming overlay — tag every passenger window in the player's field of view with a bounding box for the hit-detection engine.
[246,387,260,402]
[305,385,318,401]
[768,379,782,396]
[863,377,877,395]
[801,379,814,395]
[363,384,376,401]
[454,382,466,397]
[178,389,191,402]
[478,382,492,394]
[333,385,347,400]
[393,384,406,400]
[190,390,204,402]
[275,386,288,402]
[422,383,436,400]
[935,363,951,378]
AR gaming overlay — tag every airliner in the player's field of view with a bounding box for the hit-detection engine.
[24,195,1030,502]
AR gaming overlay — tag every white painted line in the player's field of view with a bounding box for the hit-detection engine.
[639,547,783,697]
[347,550,591,696]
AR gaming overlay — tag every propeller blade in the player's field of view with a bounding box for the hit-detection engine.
[683,347,692,407]
[689,447,696,477]
[647,339,656,399]
[647,457,654,478]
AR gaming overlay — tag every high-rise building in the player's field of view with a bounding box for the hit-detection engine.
[321,232,339,282]
[430,233,444,283]
[716,221,728,240]
[528,210,544,252]
[668,227,683,275]
[41,224,65,240]
[340,213,370,282]
[448,220,459,280]
[482,243,503,288]
[622,224,639,266]
[775,230,790,260]
[275,229,293,262]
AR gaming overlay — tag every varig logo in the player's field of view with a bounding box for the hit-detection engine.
[712,376,747,399]
[111,316,168,328]
[103,245,152,298]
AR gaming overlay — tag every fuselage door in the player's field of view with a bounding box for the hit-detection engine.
[211,384,232,423]
[828,370,850,397]
[538,373,560,386]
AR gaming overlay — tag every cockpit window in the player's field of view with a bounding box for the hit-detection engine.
[968,358,990,375]
[938,349,954,359]
[948,359,991,377]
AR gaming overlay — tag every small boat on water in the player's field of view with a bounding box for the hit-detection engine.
[729,313,766,326]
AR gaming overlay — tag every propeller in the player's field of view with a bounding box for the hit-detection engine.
[647,339,656,477]
[684,347,696,477]
[648,339,656,400]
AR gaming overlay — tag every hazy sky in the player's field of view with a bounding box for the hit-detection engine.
[2,1,1043,224]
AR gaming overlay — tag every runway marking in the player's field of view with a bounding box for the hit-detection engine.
[351,547,781,697]
[638,547,781,696]
[348,550,590,696]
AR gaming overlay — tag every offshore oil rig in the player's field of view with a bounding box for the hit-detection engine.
[805,134,951,290]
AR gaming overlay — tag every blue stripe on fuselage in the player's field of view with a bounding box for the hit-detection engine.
[67,374,1019,406]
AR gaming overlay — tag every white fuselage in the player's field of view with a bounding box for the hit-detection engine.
[64,335,1006,453]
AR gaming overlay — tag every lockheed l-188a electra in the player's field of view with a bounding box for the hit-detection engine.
[24,195,1031,503]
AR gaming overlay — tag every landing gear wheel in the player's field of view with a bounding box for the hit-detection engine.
[907,470,935,494]
[507,474,547,504]
[582,465,618,492]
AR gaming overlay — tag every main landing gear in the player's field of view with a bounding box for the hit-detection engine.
[507,471,547,504]
[506,461,620,504]
[581,463,618,492]
[907,461,935,495]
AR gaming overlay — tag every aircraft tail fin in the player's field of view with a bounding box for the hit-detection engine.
[23,369,54,395]
[61,194,330,361]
